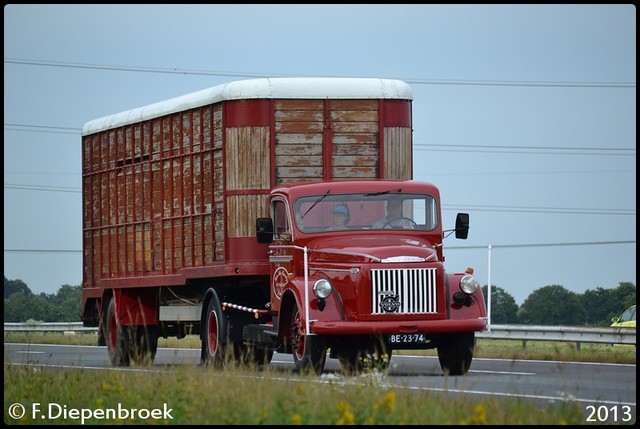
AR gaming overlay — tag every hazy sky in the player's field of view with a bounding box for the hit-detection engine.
[3,4,636,305]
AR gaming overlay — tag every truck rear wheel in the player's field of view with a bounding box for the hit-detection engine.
[128,325,159,365]
[291,301,327,375]
[105,296,130,366]
[201,291,229,367]
[437,332,475,375]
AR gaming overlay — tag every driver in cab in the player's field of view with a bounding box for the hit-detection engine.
[372,196,415,229]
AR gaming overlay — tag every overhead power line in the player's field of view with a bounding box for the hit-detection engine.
[5,240,636,254]
[414,143,635,156]
[3,183,635,216]
[4,58,636,88]
[4,123,80,135]
[4,183,80,193]
[4,123,636,157]
[446,240,636,250]
[443,204,635,216]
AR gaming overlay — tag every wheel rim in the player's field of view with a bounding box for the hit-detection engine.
[207,310,219,356]
[292,310,305,360]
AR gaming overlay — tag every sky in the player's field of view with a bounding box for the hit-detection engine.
[3,4,636,305]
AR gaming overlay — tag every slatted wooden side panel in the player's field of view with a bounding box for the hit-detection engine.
[148,106,220,273]
[208,105,224,262]
[330,99,380,179]
[383,127,412,180]
[82,103,225,286]
[225,127,271,238]
[274,100,324,184]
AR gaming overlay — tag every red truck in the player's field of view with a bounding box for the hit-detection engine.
[80,77,487,375]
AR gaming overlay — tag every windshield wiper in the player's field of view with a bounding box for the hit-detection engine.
[363,188,402,197]
[303,189,331,217]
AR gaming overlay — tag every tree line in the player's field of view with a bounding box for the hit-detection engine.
[3,276,636,327]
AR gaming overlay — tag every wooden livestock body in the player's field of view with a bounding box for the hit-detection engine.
[81,78,413,293]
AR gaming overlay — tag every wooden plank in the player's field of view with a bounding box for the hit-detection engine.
[225,126,271,190]
[332,142,378,156]
[275,154,323,167]
[276,121,323,133]
[275,143,323,156]
[227,194,269,237]
[331,122,378,133]
[383,127,412,180]
[332,155,378,167]
[275,133,323,145]
[275,99,324,111]
[330,110,378,122]
[330,99,378,111]
[331,166,378,179]
[276,166,324,179]
[275,110,323,122]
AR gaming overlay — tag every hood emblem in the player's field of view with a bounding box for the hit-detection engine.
[381,255,431,263]
[379,291,401,313]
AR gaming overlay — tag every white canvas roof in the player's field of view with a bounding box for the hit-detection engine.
[82,77,413,135]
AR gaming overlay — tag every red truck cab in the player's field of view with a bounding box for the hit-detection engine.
[254,179,487,375]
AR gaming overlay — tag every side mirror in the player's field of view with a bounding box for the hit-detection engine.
[256,218,274,244]
[454,213,469,239]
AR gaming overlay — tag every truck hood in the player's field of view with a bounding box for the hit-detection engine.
[306,235,439,263]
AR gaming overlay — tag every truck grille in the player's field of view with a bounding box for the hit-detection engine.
[371,268,438,314]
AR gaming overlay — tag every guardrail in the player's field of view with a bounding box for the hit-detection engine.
[4,322,98,333]
[4,322,636,348]
[478,324,636,350]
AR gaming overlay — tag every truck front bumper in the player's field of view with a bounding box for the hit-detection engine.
[310,318,487,335]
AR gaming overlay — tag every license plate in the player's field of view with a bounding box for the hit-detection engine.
[388,333,427,344]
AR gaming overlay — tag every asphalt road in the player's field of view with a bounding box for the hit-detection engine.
[4,343,636,424]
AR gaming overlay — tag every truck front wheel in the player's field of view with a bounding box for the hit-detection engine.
[290,301,327,375]
[437,332,475,375]
[337,337,392,375]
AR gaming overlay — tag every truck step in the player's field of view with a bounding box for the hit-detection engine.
[243,324,279,348]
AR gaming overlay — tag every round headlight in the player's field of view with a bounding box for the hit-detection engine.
[313,279,332,299]
[459,275,480,294]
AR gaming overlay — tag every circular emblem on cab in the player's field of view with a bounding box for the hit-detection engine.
[272,267,289,300]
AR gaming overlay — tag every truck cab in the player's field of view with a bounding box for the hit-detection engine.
[255,179,486,375]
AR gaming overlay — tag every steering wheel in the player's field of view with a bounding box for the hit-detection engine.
[381,217,418,229]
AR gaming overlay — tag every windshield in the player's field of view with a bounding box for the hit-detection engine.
[294,192,438,233]
[619,306,636,323]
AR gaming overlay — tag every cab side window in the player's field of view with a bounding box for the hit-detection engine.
[273,200,291,240]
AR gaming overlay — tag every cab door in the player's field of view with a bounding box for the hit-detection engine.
[268,198,295,314]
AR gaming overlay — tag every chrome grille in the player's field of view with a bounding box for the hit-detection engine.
[371,268,437,314]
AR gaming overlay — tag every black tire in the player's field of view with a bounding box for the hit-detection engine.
[98,309,107,347]
[437,332,475,376]
[234,343,275,367]
[338,338,392,375]
[105,296,130,366]
[128,325,159,366]
[291,301,327,375]
[201,291,229,367]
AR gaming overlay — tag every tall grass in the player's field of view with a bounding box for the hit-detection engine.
[4,363,589,425]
